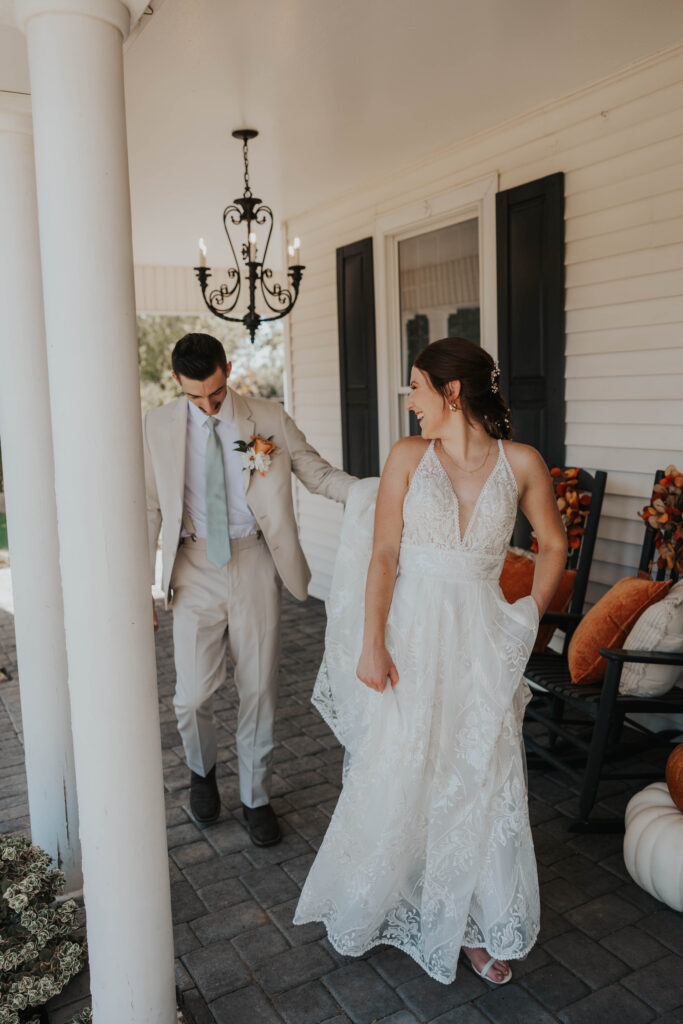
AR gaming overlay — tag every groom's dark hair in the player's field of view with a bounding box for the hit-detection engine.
[172,333,228,380]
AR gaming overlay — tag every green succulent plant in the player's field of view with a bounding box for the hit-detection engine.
[0,834,88,1024]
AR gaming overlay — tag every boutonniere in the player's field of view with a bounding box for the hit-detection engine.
[234,434,278,476]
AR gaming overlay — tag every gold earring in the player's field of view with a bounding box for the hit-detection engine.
[449,400,458,412]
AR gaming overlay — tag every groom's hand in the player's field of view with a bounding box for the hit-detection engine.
[356,645,399,692]
[152,599,159,633]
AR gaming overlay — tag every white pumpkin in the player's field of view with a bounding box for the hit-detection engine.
[624,781,683,912]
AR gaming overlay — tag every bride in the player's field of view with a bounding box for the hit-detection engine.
[293,338,567,985]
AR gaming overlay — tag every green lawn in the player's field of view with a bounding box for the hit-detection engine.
[0,513,7,551]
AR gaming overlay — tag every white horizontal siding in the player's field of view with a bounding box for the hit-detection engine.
[565,244,683,288]
[566,297,683,332]
[567,270,683,310]
[133,264,208,314]
[565,446,682,475]
[567,399,683,425]
[566,163,683,220]
[567,422,681,450]
[565,187,683,243]
[565,373,683,401]
[287,45,683,602]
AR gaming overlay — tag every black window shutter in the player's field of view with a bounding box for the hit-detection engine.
[336,237,379,477]
[496,172,565,467]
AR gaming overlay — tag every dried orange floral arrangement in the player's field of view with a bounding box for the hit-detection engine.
[531,467,591,555]
[639,465,683,573]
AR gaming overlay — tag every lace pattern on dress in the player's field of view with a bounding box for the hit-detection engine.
[297,439,541,984]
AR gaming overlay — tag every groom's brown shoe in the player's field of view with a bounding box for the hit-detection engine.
[190,766,220,824]
[242,803,281,847]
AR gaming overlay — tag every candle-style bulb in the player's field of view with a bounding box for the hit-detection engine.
[293,237,301,264]
[198,237,207,268]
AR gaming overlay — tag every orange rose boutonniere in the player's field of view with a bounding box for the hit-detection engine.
[234,434,278,476]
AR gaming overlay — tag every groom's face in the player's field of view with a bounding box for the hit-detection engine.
[175,362,232,416]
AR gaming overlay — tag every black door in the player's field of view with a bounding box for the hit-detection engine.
[336,237,379,477]
[496,172,565,467]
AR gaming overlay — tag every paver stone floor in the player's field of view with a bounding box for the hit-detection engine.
[0,595,681,1024]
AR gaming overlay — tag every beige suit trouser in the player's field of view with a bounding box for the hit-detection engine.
[170,533,282,808]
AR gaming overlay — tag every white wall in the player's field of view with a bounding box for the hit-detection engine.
[134,264,207,314]
[286,45,683,601]
[0,26,29,94]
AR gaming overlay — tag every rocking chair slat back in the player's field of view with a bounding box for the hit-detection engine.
[567,468,607,616]
[638,470,679,584]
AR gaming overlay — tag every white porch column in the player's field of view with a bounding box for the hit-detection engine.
[15,2,176,1022]
[0,92,81,892]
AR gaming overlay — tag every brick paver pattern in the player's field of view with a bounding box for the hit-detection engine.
[0,595,682,1024]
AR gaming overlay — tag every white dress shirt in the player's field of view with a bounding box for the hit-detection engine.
[182,389,257,539]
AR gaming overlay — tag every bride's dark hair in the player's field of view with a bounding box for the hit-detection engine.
[413,337,513,440]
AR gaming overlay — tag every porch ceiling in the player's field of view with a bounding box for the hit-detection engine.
[127,1,683,264]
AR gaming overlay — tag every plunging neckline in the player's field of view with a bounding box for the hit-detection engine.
[431,439,503,546]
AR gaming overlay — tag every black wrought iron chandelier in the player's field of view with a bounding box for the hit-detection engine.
[194,129,305,343]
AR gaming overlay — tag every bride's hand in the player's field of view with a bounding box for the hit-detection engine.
[356,645,399,692]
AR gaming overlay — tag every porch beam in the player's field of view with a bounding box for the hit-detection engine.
[15,1,176,1020]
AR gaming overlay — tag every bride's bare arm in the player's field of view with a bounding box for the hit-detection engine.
[507,443,569,616]
[356,439,421,692]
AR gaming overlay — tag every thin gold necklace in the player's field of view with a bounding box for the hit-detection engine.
[438,439,495,474]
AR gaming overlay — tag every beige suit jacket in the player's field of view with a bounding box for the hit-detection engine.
[143,390,356,605]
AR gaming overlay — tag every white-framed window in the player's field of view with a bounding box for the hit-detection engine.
[373,173,498,461]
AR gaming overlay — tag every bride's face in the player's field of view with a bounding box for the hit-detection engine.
[406,366,452,438]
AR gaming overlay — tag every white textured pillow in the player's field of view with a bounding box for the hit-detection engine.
[619,580,683,696]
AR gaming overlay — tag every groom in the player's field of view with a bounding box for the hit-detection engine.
[144,333,355,845]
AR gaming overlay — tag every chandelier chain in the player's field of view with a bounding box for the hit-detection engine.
[242,138,252,199]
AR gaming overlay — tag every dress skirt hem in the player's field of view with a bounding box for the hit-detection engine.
[292,911,541,986]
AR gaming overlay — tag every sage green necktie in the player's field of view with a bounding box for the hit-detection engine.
[204,417,231,568]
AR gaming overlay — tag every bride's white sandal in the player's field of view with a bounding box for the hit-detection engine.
[462,952,512,985]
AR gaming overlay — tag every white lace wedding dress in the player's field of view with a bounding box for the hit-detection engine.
[293,439,541,984]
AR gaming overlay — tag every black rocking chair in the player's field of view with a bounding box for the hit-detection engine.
[523,469,683,832]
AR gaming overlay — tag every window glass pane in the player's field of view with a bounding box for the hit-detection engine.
[398,218,480,390]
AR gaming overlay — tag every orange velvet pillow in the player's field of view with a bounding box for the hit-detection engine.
[568,576,671,685]
[499,551,577,653]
